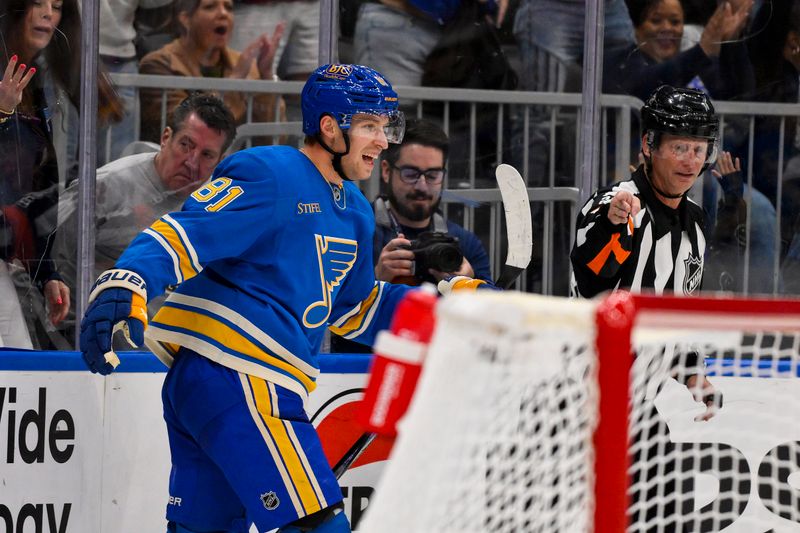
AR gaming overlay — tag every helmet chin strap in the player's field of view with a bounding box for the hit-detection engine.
[316,132,353,181]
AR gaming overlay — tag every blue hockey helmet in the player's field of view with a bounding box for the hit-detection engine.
[301,64,405,144]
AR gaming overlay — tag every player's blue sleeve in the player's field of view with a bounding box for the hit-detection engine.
[328,279,412,347]
[114,150,276,301]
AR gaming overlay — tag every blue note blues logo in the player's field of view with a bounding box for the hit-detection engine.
[303,235,358,328]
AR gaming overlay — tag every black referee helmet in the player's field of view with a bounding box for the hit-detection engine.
[641,85,720,170]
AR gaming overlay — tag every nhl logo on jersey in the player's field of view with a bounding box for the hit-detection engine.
[683,254,703,294]
[261,491,280,511]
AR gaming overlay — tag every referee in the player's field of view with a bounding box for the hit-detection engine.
[570,85,724,531]
[570,85,718,298]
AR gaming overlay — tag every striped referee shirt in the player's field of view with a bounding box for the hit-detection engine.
[570,166,706,298]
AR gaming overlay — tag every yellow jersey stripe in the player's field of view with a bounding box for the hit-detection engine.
[167,293,319,377]
[150,219,198,282]
[249,376,323,514]
[328,283,380,336]
[240,375,303,515]
[154,306,315,391]
[162,214,202,274]
[143,228,183,283]
[342,282,384,339]
[146,327,312,399]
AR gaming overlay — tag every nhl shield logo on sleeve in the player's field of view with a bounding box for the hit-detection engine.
[261,491,280,510]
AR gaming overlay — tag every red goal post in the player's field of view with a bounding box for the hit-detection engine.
[359,290,800,533]
[595,292,800,533]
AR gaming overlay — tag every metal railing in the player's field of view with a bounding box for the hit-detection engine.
[104,73,643,294]
[98,73,800,297]
[712,100,800,296]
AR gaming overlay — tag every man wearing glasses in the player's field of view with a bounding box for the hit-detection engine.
[372,117,491,286]
[570,85,718,298]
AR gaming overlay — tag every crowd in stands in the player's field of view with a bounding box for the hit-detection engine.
[4,0,800,350]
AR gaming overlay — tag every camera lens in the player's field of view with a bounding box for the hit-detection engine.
[431,244,463,272]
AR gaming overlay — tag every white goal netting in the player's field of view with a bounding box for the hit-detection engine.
[358,291,800,533]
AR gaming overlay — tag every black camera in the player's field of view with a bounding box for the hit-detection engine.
[402,231,464,281]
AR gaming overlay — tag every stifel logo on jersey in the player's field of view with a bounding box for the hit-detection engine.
[303,234,358,328]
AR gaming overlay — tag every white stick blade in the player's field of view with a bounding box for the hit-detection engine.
[495,164,533,270]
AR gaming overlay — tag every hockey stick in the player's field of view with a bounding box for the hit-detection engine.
[493,164,533,289]
[332,164,534,480]
[332,432,377,479]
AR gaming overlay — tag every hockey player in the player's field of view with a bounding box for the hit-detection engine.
[78,64,485,533]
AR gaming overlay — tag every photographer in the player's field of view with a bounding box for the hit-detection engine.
[373,118,491,285]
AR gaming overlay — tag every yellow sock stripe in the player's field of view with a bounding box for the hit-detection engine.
[248,376,323,515]
[328,284,380,336]
[239,375,303,515]
[150,220,199,282]
[155,306,315,391]
[129,293,148,326]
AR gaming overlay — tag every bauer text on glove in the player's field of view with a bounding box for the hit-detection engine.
[79,269,148,375]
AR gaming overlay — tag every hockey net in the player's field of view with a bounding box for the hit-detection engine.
[358,291,800,533]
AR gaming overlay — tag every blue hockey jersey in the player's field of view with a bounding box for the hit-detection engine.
[115,146,413,401]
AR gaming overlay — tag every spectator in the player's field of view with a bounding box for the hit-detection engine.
[730,0,800,258]
[513,0,635,93]
[353,0,507,91]
[229,0,319,124]
[229,0,319,84]
[604,0,754,100]
[52,94,236,328]
[0,0,122,347]
[330,117,491,353]
[781,208,800,294]
[372,117,491,286]
[138,0,283,142]
[97,0,174,162]
[703,150,780,293]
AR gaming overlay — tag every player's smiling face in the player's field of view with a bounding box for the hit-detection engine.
[340,114,390,180]
[180,0,233,51]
